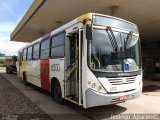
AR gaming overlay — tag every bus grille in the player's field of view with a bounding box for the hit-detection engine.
[108,77,136,85]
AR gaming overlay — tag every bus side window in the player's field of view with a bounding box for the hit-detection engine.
[27,46,33,61]
[40,38,50,59]
[51,32,65,58]
[22,49,27,61]
[19,52,22,65]
[33,43,40,60]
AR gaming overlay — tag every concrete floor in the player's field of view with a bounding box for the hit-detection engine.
[0,67,160,120]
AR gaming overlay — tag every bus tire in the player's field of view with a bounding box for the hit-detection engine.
[51,79,63,104]
[23,72,28,86]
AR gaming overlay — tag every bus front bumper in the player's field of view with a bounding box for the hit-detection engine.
[85,86,142,108]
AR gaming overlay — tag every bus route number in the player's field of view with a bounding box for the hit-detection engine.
[110,86,117,92]
[51,64,60,72]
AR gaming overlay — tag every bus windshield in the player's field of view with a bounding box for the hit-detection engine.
[88,29,141,72]
[93,16,138,33]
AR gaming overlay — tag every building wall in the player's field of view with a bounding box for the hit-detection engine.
[141,41,160,80]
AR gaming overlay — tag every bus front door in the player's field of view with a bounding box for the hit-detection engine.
[65,24,83,105]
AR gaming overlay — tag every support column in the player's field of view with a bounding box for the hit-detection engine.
[110,6,118,16]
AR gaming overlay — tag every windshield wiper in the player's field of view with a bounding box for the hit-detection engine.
[124,31,133,62]
[124,31,133,50]
[106,27,119,52]
[106,27,120,63]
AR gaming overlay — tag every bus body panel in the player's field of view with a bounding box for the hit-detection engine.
[85,84,142,108]
[81,34,88,108]
[50,58,65,98]
[41,59,50,92]
[27,60,41,87]
[21,61,28,80]
[83,63,143,108]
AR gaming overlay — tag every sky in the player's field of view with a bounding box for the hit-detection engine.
[0,0,33,56]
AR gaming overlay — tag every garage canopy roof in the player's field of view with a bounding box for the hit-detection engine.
[11,0,160,43]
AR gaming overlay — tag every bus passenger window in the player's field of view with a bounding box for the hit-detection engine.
[27,46,33,60]
[51,32,65,58]
[22,49,27,60]
[40,39,50,59]
[33,43,40,60]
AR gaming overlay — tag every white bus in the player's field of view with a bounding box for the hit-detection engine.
[17,13,142,108]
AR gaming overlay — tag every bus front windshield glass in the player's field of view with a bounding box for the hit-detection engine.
[88,29,141,72]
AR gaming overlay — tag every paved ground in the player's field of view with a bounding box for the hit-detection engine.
[0,67,160,120]
[0,71,52,119]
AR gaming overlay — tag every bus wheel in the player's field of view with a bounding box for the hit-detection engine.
[52,80,63,104]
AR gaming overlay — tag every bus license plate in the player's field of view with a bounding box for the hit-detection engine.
[119,95,129,101]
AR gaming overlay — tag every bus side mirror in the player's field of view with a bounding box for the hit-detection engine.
[86,24,92,40]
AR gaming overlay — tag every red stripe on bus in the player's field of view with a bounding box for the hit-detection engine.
[40,59,50,92]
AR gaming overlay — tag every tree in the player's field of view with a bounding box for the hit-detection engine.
[0,59,5,65]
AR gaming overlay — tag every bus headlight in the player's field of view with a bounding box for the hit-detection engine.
[91,83,96,88]
[88,80,106,93]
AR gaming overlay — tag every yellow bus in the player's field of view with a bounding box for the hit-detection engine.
[17,13,142,108]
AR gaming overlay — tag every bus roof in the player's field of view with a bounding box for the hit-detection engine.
[17,12,138,52]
